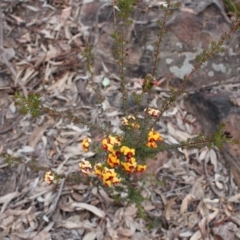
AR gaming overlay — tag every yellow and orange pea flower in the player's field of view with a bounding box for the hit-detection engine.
[120,146,135,158]
[79,159,92,175]
[81,138,92,152]
[80,163,121,187]
[121,161,137,173]
[103,175,121,186]
[102,141,114,152]
[148,129,163,142]
[144,108,160,117]
[107,153,120,168]
[121,157,147,173]
[102,167,121,186]
[107,135,122,146]
[45,171,55,184]
[102,135,122,152]
[136,164,147,172]
[94,163,104,177]
[146,141,158,148]
[146,129,163,148]
[125,156,136,164]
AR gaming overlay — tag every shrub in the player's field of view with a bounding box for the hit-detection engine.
[4,0,239,215]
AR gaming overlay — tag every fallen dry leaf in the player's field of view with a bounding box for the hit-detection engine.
[72,202,105,218]
[180,194,195,215]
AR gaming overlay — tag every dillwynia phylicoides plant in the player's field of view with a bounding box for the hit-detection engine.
[8,0,240,210]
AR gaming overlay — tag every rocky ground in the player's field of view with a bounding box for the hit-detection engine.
[0,0,240,239]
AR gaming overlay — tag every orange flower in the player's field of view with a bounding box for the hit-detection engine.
[121,161,137,173]
[102,139,114,152]
[125,157,136,164]
[103,176,121,186]
[146,129,163,148]
[148,129,163,142]
[146,141,158,148]
[102,168,121,186]
[108,135,122,146]
[107,153,120,168]
[136,164,147,172]
[81,138,91,152]
[111,176,121,186]
[94,163,104,177]
[102,135,122,152]
[120,146,135,158]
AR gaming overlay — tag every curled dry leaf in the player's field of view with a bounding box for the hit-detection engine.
[58,215,96,229]
[212,222,238,240]
[82,231,98,240]
[28,118,55,148]
[167,122,192,142]
[124,205,137,217]
[190,179,205,200]
[209,149,218,172]
[0,191,21,214]
[145,151,168,175]
[164,198,177,221]
[106,218,119,240]
[199,147,208,162]
[207,209,219,223]
[215,180,224,189]
[117,227,135,237]
[203,198,219,205]
[32,230,52,240]
[228,193,240,202]
[72,202,105,218]
[180,194,195,215]
[190,230,202,240]
[162,107,178,117]
[99,188,114,204]
[10,232,38,239]
[179,231,194,238]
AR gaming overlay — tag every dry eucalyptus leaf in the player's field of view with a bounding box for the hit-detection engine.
[72,202,105,218]
[180,194,195,215]
[117,227,134,237]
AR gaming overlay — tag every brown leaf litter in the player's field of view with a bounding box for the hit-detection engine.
[0,0,240,239]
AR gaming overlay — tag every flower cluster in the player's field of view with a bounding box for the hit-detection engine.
[120,146,137,173]
[78,160,121,186]
[45,111,163,187]
[102,135,121,152]
[121,115,140,129]
[94,164,121,186]
[120,146,147,173]
[78,119,162,186]
[146,128,163,148]
[78,134,149,186]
